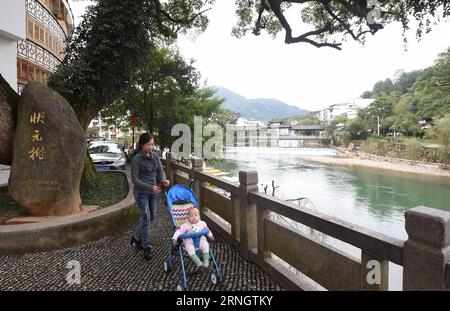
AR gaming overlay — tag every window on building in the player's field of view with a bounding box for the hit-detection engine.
[28,65,35,81]
[17,61,21,80]
[34,24,39,41]
[27,19,34,37]
[52,0,62,17]
[21,61,28,81]
[39,28,45,43]
[35,68,42,83]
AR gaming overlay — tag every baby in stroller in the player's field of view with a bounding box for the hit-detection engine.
[172,207,214,270]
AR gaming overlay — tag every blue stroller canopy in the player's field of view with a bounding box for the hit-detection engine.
[166,184,199,211]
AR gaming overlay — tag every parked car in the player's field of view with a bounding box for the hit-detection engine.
[88,141,127,170]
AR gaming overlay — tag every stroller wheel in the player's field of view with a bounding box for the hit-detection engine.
[163,260,172,272]
[210,273,218,285]
[176,284,184,291]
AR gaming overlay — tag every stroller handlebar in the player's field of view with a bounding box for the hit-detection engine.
[178,229,210,241]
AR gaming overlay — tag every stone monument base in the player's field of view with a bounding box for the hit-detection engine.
[5,206,99,225]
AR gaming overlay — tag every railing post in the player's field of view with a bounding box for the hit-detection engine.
[191,157,203,208]
[360,251,389,290]
[403,206,450,291]
[238,170,258,260]
[165,152,176,184]
[231,192,240,247]
[257,203,270,264]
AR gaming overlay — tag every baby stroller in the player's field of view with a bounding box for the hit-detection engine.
[163,183,222,291]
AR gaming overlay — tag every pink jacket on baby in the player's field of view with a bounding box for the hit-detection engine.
[172,220,213,241]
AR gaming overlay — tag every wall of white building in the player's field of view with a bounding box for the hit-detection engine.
[0,0,26,40]
[0,0,26,90]
[0,37,18,90]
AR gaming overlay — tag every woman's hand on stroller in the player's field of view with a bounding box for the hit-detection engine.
[152,185,161,193]
[162,180,170,188]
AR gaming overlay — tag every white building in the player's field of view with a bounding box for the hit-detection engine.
[89,115,134,143]
[0,0,26,90]
[317,98,375,123]
[0,0,74,92]
[235,117,264,127]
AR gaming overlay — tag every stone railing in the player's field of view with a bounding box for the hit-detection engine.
[161,153,450,291]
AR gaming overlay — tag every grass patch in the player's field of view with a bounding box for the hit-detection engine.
[0,191,25,224]
[0,171,129,224]
[81,171,129,208]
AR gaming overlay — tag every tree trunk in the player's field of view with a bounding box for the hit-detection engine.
[77,103,104,191]
[0,74,19,165]
[80,151,99,192]
[149,81,154,134]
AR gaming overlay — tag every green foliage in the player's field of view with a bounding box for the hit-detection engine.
[390,113,422,137]
[436,114,450,164]
[393,70,422,95]
[372,79,395,98]
[403,138,423,160]
[339,131,352,147]
[325,116,347,145]
[209,109,240,128]
[361,70,422,98]
[86,127,99,139]
[410,48,450,119]
[293,115,321,125]
[348,119,369,140]
[360,137,447,163]
[355,47,450,141]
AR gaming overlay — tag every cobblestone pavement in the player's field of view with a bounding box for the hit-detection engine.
[0,197,282,291]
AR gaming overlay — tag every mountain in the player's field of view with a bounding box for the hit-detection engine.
[211,86,309,122]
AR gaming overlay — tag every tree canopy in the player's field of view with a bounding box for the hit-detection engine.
[101,43,223,149]
[48,0,216,128]
[348,47,450,138]
[232,0,449,49]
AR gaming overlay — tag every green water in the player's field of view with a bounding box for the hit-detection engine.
[214,148,450,240]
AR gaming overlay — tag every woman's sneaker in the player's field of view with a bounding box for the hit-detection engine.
[130,236,143,250]
[143,247,153,260]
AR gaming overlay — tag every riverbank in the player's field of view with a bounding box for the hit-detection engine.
[298,152,450,178]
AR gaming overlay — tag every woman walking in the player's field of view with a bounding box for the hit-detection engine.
[130,133,170,260]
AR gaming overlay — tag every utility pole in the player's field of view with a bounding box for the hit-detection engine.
[377,115,380,136]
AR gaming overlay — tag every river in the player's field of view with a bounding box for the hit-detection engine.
[208,147,450,290]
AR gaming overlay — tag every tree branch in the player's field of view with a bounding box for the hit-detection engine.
[161,8,212,25]
[322,1,374,41]
[288,23,342,49]
[268,0,341,49]
[153,0,211,34]
[253,1,268,35]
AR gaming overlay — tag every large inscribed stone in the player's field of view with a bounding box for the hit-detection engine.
[9,82,86,216]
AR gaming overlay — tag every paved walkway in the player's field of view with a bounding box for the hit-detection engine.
[0,196,282,291]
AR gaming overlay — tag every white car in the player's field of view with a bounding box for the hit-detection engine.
[88,141,127,170]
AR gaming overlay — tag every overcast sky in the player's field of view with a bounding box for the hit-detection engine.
[69,0,450,111]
